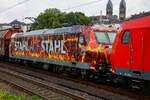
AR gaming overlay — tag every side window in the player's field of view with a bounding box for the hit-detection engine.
[122,31,130,44]
[85,33,90,43]
[79,35,84,44]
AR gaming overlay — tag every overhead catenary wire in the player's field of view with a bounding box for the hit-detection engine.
[0,0,104,22]
[0,0,31,14]
[0,0,102,14]
[0,0,103,15]
[63,0,102,11]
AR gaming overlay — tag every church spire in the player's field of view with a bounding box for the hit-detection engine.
[106,0,113,17]
[119,0,126,20]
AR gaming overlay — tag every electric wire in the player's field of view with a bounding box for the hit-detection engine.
[63,0,102,11]
[0,0,31,14]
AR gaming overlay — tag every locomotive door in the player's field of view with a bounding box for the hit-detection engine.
[4,39,10,57]
[120,31,131,69]
[66,33,79,62]
[130,29,143,76]
[77,33,86,62]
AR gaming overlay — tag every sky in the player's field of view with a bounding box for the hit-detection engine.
[0,0,149,23]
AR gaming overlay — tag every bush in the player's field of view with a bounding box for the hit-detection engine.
[0,90,43,100]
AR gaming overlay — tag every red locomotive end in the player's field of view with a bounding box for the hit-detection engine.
[111,16,150,81]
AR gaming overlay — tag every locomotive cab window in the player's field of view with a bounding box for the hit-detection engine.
[122,31,130,44]
[94,31,110,44]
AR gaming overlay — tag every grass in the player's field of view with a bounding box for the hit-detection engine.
[0,90,43,100]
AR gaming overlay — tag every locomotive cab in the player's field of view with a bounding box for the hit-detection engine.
[78,27,117,77]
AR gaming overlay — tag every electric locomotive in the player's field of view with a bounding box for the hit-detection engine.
[9,25,116,78]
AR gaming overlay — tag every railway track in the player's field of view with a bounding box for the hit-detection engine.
[0,70,68,100]
[0,62,102,100]
[0,61,148,100]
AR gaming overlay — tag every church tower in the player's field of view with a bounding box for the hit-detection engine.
[106,0,113,17]
[119,0,126,20]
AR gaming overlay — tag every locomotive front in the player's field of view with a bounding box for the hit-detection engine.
[79,26,116,76]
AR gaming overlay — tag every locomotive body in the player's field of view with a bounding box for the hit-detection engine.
[111,16,150,81]
[9,25,116,75]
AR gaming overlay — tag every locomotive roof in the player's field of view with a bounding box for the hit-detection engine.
[93,27,116,32]
[0,28,21,38]
[46,25,82,34]
[0,30,8,38]
[12,25,116,38]
[12,29,49,38]
[13,25,84,38]
[121,16,150,30]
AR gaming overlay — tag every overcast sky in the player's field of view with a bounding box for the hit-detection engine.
[0,0,149,23]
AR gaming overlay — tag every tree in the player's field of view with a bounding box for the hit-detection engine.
[64,12,91,26]
[32,8,91,30]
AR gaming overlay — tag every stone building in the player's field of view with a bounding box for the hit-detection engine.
[91,0,127,25]
[119,0,126,20]
[106,0,113,18]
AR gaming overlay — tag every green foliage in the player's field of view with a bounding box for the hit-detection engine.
[30,95,43,100]
[0,90,25,100]
[0,90,43,100]
[32,8,91,30]
[64,12,91,26]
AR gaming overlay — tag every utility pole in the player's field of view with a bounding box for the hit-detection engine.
[99,10,102,24]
